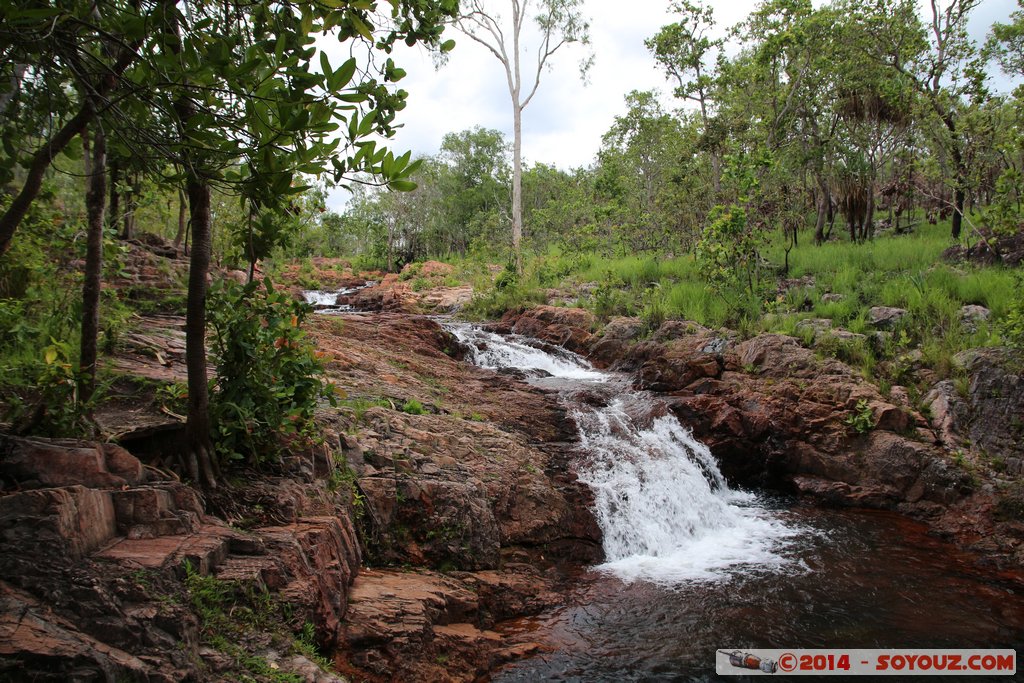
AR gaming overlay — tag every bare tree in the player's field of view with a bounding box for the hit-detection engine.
[453,0,590,273]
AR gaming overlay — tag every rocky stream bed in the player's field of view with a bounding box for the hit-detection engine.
[2,257,1023,682]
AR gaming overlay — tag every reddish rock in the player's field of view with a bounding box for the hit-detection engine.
[0,581,154,682]
[0,486,117,558]
[1,435,146,490]
[500,306,595,354]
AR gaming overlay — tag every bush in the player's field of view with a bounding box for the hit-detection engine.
[844,399,875,434]
[1000,273,1024,350]
[207,278,335,465]
[401,398,425,415]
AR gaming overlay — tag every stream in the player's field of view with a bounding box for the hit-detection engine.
[447,324,1024,682]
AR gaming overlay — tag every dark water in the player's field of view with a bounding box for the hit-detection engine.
[493,505,1024,682]
[444,324,1023,682]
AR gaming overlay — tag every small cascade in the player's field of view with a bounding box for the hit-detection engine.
[302,282,377,314]
[449,323,800,585]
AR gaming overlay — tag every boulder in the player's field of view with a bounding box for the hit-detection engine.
[868,306,908,329]
[925,348,1024,461]
[1,435,146,490]
[959,305,991,332]
[500,305,595,354]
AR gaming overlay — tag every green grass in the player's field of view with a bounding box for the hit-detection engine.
[451,219,1020,393]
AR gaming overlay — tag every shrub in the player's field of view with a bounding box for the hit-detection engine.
[207,278,335,466]
[401,398,425,415]
[843,399,875,434]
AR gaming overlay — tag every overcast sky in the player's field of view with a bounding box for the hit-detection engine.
[324,0,1020,210]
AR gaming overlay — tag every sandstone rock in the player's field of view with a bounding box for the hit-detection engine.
[0,435,146,490]
[923,380,968,449]
[868,306,908,329]
[257,516,361,647]
[341,566,559,682]
[500,305,595,353]
[419,285,474,313]
[929,348,1024,461]
[0,581,153,682]
[959,305,991,330]
[796,318,833,335]
[0,486,117,558]
[589,316,643,367]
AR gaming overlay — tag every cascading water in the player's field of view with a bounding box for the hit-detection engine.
[303,282,377,314]
[450,325,1024,681]
[449,324,800,585]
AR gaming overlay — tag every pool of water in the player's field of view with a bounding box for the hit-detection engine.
[493,505,1024,682]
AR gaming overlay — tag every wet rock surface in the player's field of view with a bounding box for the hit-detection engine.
[1,303,603,681]
[502,306,1024,568]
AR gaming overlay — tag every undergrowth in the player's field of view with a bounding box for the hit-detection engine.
[183,561,336,681]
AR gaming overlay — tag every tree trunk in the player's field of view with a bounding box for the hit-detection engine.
[0,63,28,117]
[183,176,219,489]
[109,160,120,233]
[0,103,94,255]
[79,124,107,408]
[512,103,523,274]
[814,177,829,245]
[122,174,136,240]
[173,188,187,251]
[952,174,966,240]
[865,191,875,241]
[945,113,966,240]
[171,1,219,487]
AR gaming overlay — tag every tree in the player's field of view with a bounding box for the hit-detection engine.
[437,127,511,255]
[647,0,724,194]
[990,1,1024,78]
[453,0,590,273]
[144,0,456,488]
[2,0,457,487]
[867,0,986,239]
[597,90,692,251]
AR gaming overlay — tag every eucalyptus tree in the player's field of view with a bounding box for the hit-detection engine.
[596,90,692,251]
[646,0,724,194]
[436,127,511,256]
[452,0,590,273]
[864,0,986,239]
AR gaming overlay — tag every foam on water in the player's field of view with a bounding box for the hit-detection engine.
[449,323,800,585]
[449,326,608,382]
[575,400,800,585]
[303,290,340,306]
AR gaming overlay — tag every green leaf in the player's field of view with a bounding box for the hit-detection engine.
[330,57,358,91]
[388,179,417,192]
[349,13,374,41]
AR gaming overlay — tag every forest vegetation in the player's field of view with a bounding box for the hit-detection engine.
[2,0,1024,481]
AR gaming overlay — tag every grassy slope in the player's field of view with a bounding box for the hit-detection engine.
[455,220,1021,402]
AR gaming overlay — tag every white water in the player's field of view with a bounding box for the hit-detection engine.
[303,282,377,313]
[453,327,608,382]
[449,324,800,586]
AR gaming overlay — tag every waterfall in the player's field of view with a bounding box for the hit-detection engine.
[449,324,800,585]
[303,282,377,313]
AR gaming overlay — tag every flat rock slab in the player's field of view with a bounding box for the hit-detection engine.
[95,524,234,573]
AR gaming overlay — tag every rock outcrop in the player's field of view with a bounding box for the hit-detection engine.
[501,306,1023,566]
[0,436,364,681]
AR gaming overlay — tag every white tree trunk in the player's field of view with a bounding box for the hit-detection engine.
[512,102,523,274]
